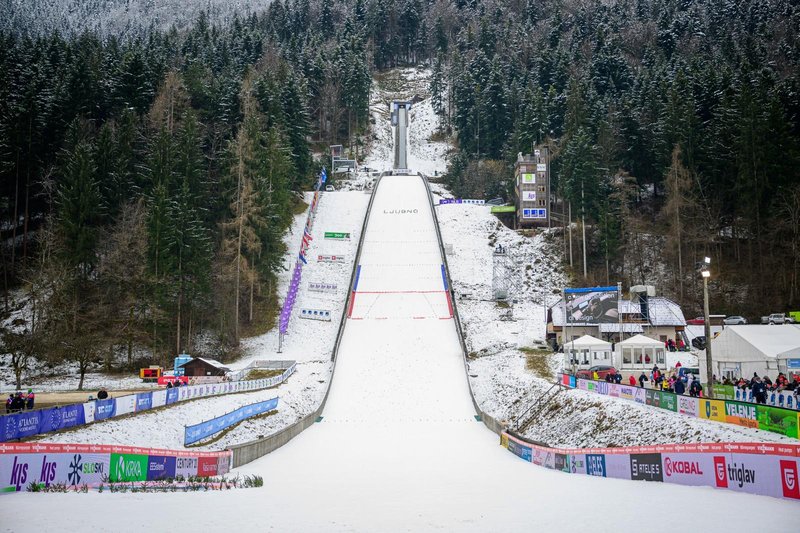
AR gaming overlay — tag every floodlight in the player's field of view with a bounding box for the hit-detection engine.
[704,256,711,265]
[701,270,710,278]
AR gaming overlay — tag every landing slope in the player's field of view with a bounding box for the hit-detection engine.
[4,175,798,532]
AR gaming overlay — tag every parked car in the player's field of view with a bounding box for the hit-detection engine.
[723,315,747,325]
[325,185,335,192]
[686,316,705,325]
[575,365,617,380]
[691,336,706,350]
[769,313,786,325]
[761,315,770,324]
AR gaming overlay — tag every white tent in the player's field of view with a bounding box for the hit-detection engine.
[614,334,666,371]
[564,334,612,369]
[702,325,800,380]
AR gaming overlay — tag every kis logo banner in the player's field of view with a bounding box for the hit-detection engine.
[780,460,800,499]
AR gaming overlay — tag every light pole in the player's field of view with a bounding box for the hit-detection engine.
[701,257,713,397]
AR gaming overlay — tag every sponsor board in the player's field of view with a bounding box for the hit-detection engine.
[570,454,586,475]
[147,455,176,481]
[197,456,218,477]
[1,453,70,492]
[109,453,147,482]
[555,453,569,473]
[756,406,799,439]
[780,459,800,499]
[586,454,606,477]
[699,399,726,423]
[175,457,198,478]
[299,308,332,321]
[151,389,167,408]
[115,395,136,416]
[324,232,350,240]
[308,282,338,293]
[521,208,547,219]
[630,453,663,482]
[507,439,532,462]
[634,388,647,404]
[522,191,537,202]
[521,173,535,184]
[608,383,620,398]
[661,454,714,486]
[619,386,636,401]
[135,392,153,412]
[659,392,678,412]
[605,453,633,480]
[678,396,698,417]
[317,254,347,263]
[537,163,547,172]
[724,401,759,429]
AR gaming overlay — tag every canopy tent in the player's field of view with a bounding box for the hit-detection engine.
[702,325,800,380]
[615,334,666,370]
[564,335,613,368]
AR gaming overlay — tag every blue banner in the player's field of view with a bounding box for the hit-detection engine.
[166,388,179,405]
[136,392,153,412]
[1,413,19,441]
[184,397,279,445]
[94,399,116,421]
[37,404,85,434]
[564,286,618,294]
[15,410,42,438]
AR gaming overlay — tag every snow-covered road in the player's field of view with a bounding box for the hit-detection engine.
[5,174,798,532]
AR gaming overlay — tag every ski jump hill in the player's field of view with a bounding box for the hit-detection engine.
[4,106,798,530]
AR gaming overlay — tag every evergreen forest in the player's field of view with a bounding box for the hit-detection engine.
[2,0,800,385]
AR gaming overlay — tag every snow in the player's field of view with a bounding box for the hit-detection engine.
[4,174,798,531]
[3,69,799,528]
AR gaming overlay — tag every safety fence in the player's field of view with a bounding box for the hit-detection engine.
[502,432,800,501]
[559,374,800,439]
[184,397,279,446]
[0,442,232,493]
[0,364,296,443]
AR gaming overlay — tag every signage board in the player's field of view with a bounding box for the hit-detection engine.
[522,208,547,219]
[324,232,350,240]
[318,255,347,263]
[490,205,516,214]
[521,173,535,184]
[299,308,332,321]
[536,163,547,172]
[308,282,338,293]
[522,191,537,202]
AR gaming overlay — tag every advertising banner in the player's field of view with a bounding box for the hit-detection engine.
[165,388,179,405]
[645,389,660,408]
[37,404,85,434]
[678,396,699,417]
[317,254,347,263]
[146,455,176,481]
[659,392,678,412]
[507,439,532,462]
[537,163,547,172]
[564,287,619,324]
[522,191,537,202]
[634,388,647,404]
[184,398,279,446]
[757,406,799,438]
[630,453,663,482]
[324,232,350,240]
[661,452,717,487]
[618,385,636,401]
[151,389,167,408]
[714,385,736,401]
[724,401,759,429]
[308,282,338,293]
[585,454,606,477]
[299,308,332,321]
[14,411,42,439]
[175,456,198,478]
[699,399,727,423]
[109,453,148,482]
[608,383,621,398]
[521,208,547,219]
[115,395,136,417]
[136,392,153,412]
[94,399,116,421]
[198,456,218,477]
[521,173,535,184]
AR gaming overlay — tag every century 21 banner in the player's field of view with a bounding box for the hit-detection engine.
[564,286,619,324]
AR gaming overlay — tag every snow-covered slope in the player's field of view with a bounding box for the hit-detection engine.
[6,173,798,532]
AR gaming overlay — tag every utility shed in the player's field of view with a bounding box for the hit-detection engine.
[702,325,800,380]
[179,357,230,377]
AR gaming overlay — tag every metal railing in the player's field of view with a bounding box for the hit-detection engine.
[512,383,563,433]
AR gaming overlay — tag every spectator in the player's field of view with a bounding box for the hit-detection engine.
[689,379,703,398]
[166,380,173,389]
[605,373,613,383]
[5,394,13,414]
[11,392,25,412]
[752,377,767,404]
[674,377,686,395]
[639,372,648,388]
[629,375,636,387]
[592,370,599,381]
[96,388,109,400]
[25,389,34,410]
[614,372,622,385]
[678,338,685,351]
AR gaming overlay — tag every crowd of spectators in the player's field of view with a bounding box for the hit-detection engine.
[4,390,35,413]
[721,372,800,404]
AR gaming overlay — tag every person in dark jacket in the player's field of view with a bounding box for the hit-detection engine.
[751,377,767,404]
[689,379,703,397]
[673,378,686,395]
[96,388,109,400]
[25,389,34,410]
[614,372,622,384]
[639,372,648,388]
[5,394,13,414]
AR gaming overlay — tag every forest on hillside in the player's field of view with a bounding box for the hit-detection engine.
[2,0,800,385]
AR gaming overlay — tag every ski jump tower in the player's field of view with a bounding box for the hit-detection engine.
[392,101,412,174]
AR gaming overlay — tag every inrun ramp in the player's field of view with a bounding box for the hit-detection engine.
[6,175,798,531]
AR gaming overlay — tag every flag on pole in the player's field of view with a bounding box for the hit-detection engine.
[321,167,328,183]
[299,251,307,264]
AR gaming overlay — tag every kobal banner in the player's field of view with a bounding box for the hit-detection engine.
[501,433,800,501]
[564,286,619,324]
